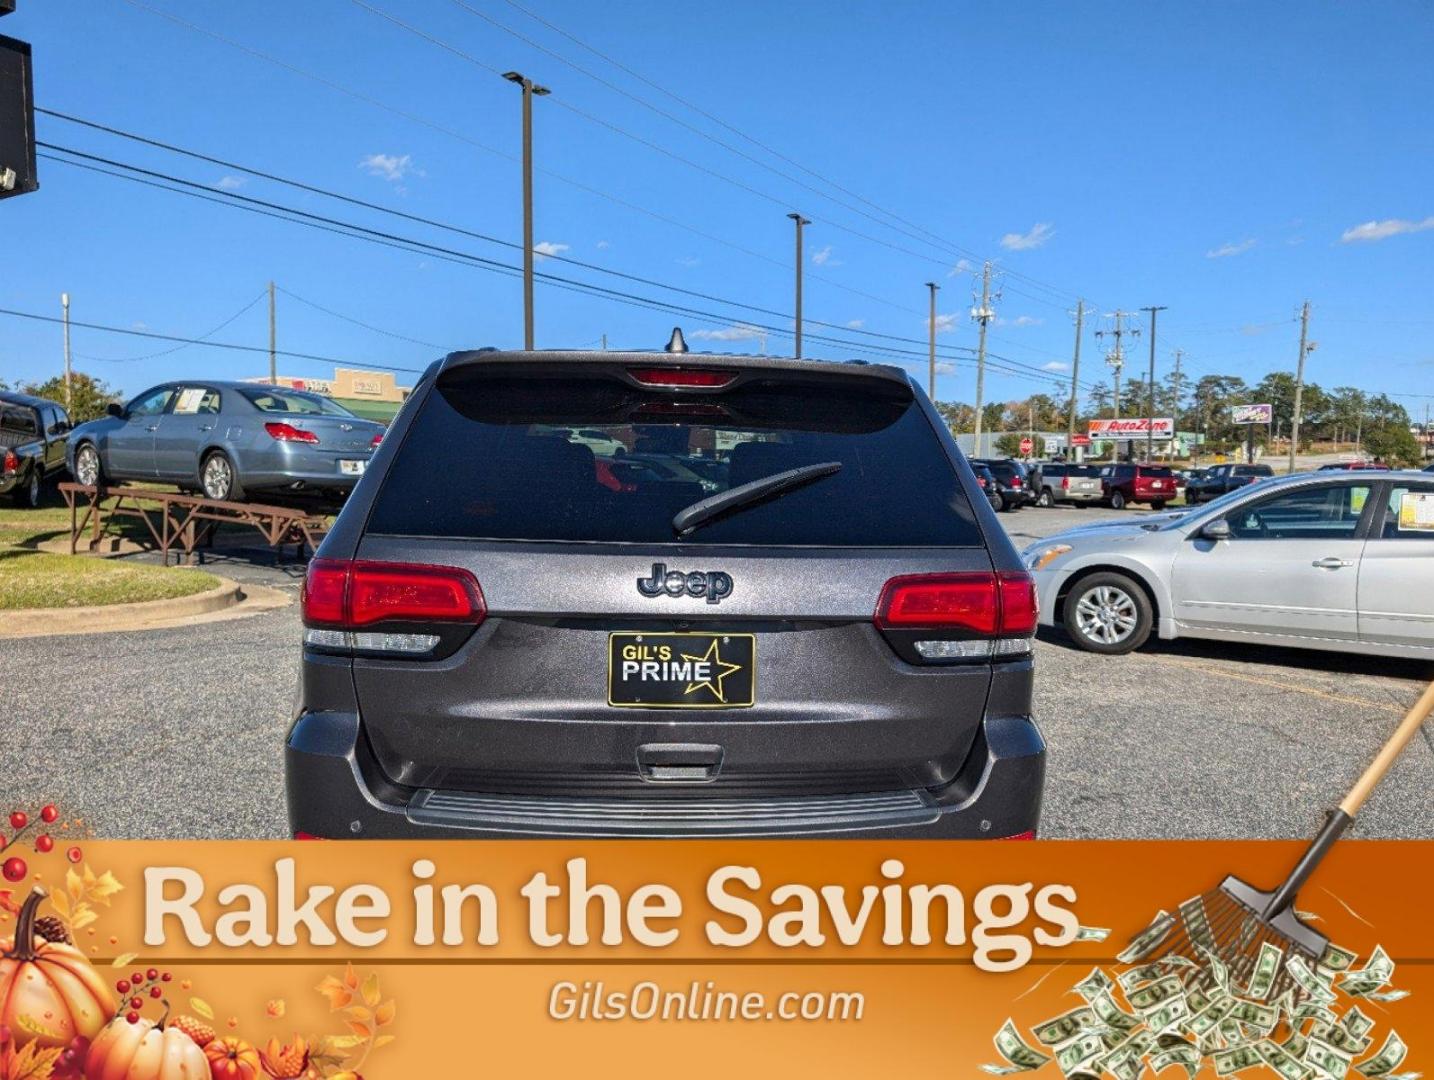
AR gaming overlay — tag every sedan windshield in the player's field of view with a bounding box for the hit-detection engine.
[239,387,357,417]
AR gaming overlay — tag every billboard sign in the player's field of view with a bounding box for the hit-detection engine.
[1087,418,1174,438]
[1232,403,1273,425]
[0,33,38,201]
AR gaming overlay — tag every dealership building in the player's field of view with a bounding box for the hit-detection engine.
[245,367,412,421]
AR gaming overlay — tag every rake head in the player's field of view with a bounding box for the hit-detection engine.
[1145,877,1328,1004]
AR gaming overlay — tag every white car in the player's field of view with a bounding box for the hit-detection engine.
[1022,471,1434,658]
[550,426,627,457]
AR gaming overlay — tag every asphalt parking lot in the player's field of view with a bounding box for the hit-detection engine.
[3,503,1432,840]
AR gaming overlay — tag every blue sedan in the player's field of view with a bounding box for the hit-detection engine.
[67,380,387,505]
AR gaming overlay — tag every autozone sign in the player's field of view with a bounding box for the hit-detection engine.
[1088,418,1174,437]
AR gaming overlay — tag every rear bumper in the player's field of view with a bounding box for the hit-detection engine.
[285,710,1046,840]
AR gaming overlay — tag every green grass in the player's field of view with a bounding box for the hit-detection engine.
[0,550,219,609]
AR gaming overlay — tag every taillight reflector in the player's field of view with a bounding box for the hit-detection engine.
[370,432,384,449]
[627,367,736,388]
[265,421,320,444]
[875,571,1037,636]
[302,559,485,628]
[998,830,1036,840]
[2,450,16,473]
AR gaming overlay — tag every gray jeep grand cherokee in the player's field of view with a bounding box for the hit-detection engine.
[285,340,1045,838]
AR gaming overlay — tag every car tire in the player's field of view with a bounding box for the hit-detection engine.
[200,451,246,503]
[987,493,1002,513]
[1110,489,1127,510]
[17,470,43,509]
[73,442,104,488]
[1151,500,1166,511]
[1037,488,1053,508]
[1063,571,1153,655]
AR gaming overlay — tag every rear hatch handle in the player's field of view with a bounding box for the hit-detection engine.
[637,743,725,783]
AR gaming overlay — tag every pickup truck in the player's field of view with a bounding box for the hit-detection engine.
[0,391,74,508]
[1185,462,1273,503]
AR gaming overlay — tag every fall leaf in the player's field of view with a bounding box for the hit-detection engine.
[342,1007,371,1026]
[373,1000,395,1027]
[373,1034,396,1049]
[190,997,215,1020]
[345,1021,372,1040]
[266,999,286,1019]
[315,975,353,1011]
[360,972,381,1008]
[1,1041,63,1080]
[343,963,359,990]
[111,952,138,968]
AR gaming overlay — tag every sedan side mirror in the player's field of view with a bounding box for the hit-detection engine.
[106,402,124,419]
[1200,518,1231,541]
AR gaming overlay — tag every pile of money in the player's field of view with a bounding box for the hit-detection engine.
[983,904,1415,1080]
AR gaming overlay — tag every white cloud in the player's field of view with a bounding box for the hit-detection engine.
[358,153,420,183]
[930,313,960,334]
[533,241,569,260]
[595,239,611,250]
[692,324,764,342]
[1042,360,1069,372]
[946,258,977,277]
[1206,238,1256,258]
[214,175,247,191]
[999,223,1053,251]
[845,319,865,329]
[811,244,841,266]
[131,321,150,331]
[1340,216,1434,243]
[1009,315,1043,327]
[676,256,700,268]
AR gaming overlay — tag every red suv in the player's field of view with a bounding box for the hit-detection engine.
[1099,464,1176,509]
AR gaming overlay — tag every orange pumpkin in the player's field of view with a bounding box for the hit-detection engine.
[85,1015,208,1080]
[204,1036,262,1080]
[0,887,115,1050]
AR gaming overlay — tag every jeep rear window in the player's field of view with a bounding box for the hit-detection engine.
[366,368,983,546]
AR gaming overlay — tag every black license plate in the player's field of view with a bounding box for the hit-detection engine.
[607,632,756,709]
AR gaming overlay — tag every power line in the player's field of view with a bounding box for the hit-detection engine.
[273,286,451,351]
[73,290,266,363]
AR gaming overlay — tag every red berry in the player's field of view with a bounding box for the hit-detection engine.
[131,972,143,986]
[116,980,130,994]
[146,967,159,981]
[126,1012,139,1024]
[161,972,172,982]
[66,846,82,864]
[149,986,162,999]
[8,812,26,831]
[40,805,58,824]
[129,997,143,1010]
[1,857,26,882]
[35,835,54,853]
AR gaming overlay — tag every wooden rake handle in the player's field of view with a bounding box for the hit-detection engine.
[1340,677,1434,818]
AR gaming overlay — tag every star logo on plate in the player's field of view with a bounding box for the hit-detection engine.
[680,638,745,704]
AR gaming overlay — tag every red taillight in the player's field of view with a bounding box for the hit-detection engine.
[875,571,1036,636]
[2,450,16,474]
[998,830,1037,840]
[302,559,485,628]
[265,421,320,444]
[293,831,326,840]
[1010,476,1022,487]
[627,367,737,388]
[1061,477,1070,489]
[370,432,384,449]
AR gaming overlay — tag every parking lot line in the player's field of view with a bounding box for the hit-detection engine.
[1149,655,1409,716]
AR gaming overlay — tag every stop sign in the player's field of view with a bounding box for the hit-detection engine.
[1019,437,1034,456]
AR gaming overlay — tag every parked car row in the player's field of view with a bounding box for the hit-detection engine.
[1,381,388,509]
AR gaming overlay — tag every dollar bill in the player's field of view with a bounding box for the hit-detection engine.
[1245,941,1284,1001]
[1056,1033,1107,1076]
[1229,999,1279,1033]
[1355,1032,1407,1078]
[1311,1021,1373,1056]
[1362,989,1409,1004]
[1186,997,1237,1039]
[1307,1037,1354,1080]
[1283,1032,1310,1059]
[1151,1043,1200,1079]
[1033,1006,1099,1047]
[1214,1045,1264,1075]
[1288,955,1339,1005]
[1179,895,1217,952]
[1199,945,1232,993]
[1128,975,1185,1014]
[1340,947,1394,997]
[1120,962,1171,992]
[1091,990,1141,1034]
[985,1019,1053,1074]
[1118,911,1176,965]
[1319,943,1358,973]
[1258,1039,1313,1080]
[1075,925,1112,942]
[1342,1007,1376,1040]
[1146,997,1191,1034]
[1074,967,1114,1002]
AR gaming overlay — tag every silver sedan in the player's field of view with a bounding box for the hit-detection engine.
[1022,471,1434,658]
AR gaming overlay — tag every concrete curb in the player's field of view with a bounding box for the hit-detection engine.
[0,576,290,639]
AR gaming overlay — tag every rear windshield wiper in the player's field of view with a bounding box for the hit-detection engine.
[672,462,842,537]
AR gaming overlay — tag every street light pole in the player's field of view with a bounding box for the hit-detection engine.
[504,71,550,350]
[925,281,939,399]
[60,292,72,409]
[1290,300,1313,474]
[788,212,809,357]
[1140,305,1167,462]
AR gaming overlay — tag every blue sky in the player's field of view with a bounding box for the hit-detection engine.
[2,0,1431,414]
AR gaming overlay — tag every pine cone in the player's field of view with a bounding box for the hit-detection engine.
[33,915,70,944]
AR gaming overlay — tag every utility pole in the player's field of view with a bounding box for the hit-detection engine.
[267,280,277,385]
[1140,305,1167,462]
[60,293,72,409]
[601,333,607,351]
[1289,300,1313,474]
[925,281,939,399]
[1095,310,1137,459]
[504,71,550,350]
[1067,299,1084,452]
[1172,348,1185,460]
[971,261,997,445]
[788,212,809,357]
